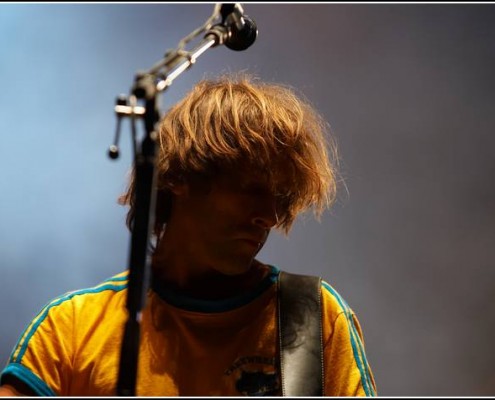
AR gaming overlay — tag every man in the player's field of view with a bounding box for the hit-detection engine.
[0,74,377,396]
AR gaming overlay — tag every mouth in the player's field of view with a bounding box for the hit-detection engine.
[243,239,262,247]
[234,230,267,251]
[236,238,263,249]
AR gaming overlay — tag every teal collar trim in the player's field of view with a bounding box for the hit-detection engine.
[151,265,280,313]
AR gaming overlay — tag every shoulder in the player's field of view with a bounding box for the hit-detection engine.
[67,270,129,304]
[3,271,130,395]
[276,270,355,323]
[19,271,129,335]
[44,270,129,313]
[7,271,129,364]
[276,270,352,318]
[320,279,354,318]
[319,280,377,396]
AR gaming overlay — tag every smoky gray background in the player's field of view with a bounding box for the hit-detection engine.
[1,3,494,396]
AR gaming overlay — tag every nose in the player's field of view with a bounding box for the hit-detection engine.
[251,194,279,229]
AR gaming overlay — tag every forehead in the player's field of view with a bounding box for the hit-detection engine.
[215,160,293,191]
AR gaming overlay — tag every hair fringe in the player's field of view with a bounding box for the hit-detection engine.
[119,72,340,237]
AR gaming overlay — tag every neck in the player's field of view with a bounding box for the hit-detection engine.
[151,233,268,300]
[152,261,268,300]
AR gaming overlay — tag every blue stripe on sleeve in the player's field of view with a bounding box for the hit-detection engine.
[1,363,56,396]
[348,314,376,395]
[13,283,127,364]
[322,281,374,396]
[103,272,129,283]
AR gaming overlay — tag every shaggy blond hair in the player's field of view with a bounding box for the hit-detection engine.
[119,73,339,236]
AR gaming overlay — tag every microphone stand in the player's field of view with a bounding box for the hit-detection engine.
[107,4,258,396]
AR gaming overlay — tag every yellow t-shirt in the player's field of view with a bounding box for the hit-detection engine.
[1,266,376,396]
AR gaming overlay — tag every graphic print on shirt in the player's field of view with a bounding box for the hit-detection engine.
[225,355,279,396]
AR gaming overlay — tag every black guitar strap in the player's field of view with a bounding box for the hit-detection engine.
[278,271,324,396]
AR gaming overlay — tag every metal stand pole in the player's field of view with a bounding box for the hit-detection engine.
[107,4,258,395]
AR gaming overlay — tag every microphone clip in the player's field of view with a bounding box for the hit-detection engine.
[211,3,258,51]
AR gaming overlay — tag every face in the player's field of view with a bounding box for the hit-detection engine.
[160,169,283,277]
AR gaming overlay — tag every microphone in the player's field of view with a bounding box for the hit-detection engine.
[220,3,258,51]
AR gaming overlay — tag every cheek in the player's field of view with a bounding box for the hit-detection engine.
[190,201,236,239]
